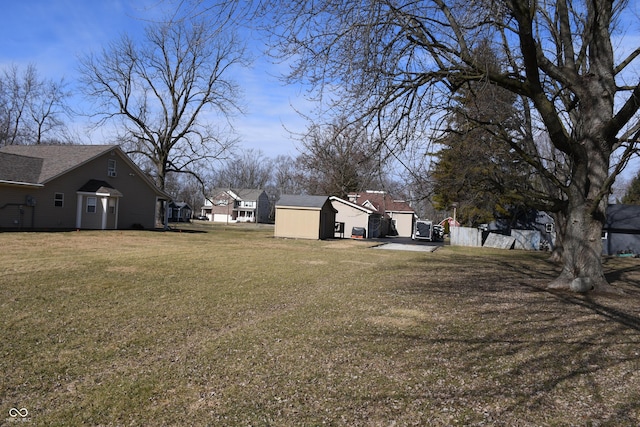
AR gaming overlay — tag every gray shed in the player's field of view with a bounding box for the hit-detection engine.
[602,204,640,256]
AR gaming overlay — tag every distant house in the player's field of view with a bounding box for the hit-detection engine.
[330,196,388,238]
[201,188,270,223]
[168,201,192,222]
[346,191,416,238]
[602,204,640,255]
[486,210,556,250]
[0,145,171,230]
[274,195,337,240]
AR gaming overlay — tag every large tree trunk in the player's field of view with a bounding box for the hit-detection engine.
[548,198,607,292]
[548,210,565,264]
[548,136,615,293]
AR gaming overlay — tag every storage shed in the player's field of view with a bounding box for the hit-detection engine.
[274,195,337,240]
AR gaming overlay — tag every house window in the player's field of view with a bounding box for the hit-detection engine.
[107,159,117,177]
[54,193,64,207]
[87,197,97,213]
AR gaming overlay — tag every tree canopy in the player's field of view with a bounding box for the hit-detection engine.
[79,12,248,192]
[263,0,640,292]
[621,170,640,204]
[0,64,70,146]
[431,40,534,227]
[296,119,386,198]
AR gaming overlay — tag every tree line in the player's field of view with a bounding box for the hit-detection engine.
[2,0,640,293]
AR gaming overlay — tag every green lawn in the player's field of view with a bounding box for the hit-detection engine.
[2,224,640,426]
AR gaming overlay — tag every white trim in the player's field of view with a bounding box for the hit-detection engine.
[107,159,117,177]
[0,180,44,187]
[329,196,376,214]
[114,198,119,229]
[101,197,108,230]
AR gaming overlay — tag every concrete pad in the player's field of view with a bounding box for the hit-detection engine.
[373,243,439,252]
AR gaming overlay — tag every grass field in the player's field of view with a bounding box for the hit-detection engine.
[2,223,640,426]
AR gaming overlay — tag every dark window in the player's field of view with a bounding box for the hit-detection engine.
[54,193,64,207]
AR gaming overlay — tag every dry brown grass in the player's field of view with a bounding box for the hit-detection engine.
[1,224,639,426]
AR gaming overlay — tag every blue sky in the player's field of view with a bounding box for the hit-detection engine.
[1,0,639,186]
[0,0,308,158]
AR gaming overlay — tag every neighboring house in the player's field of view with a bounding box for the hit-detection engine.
[0,144,171,230]
[274,195,337,240]
[201,188,270,223]
[486,210,556,250]
[168,201,192,222]
[330,196,388,239]
[346,190,416,238]
[602,204,640,256]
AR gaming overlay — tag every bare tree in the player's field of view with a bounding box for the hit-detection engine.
[209,149,273,189]
[269,154,305,196]
[297,119,387,198]
[79,12,248,192]
[264,0,640,293]
[0,64,70,146]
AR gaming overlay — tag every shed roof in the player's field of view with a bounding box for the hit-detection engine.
[276,194,332,209]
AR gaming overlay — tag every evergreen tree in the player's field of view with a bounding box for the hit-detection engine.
[431,42,532,227]
[621,171,640,205]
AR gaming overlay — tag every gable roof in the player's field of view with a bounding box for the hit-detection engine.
[347,191,415,214]
[210,188,265,201]
[169,201,192,209]
[0,145,116,184]
[0,144,171,199]
[329,195,378,215]
[77,179,124,197]
[234,188,266,200]
[276,194,333,209]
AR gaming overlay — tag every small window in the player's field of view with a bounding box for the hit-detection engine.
[107,159,117,177]
[54,193,64,208]
[87,197,97,213]
[545,223,554,233]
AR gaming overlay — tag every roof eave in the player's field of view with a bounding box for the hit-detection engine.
[0,180,44,188]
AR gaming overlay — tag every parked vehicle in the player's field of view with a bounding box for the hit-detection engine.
[412,220,444,241]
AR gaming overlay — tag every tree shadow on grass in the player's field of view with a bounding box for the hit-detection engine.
[371,254,640,424]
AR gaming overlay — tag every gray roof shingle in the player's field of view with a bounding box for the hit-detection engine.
[276,194,331,209]
[0,152,44,183]
[0,145,115,184]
